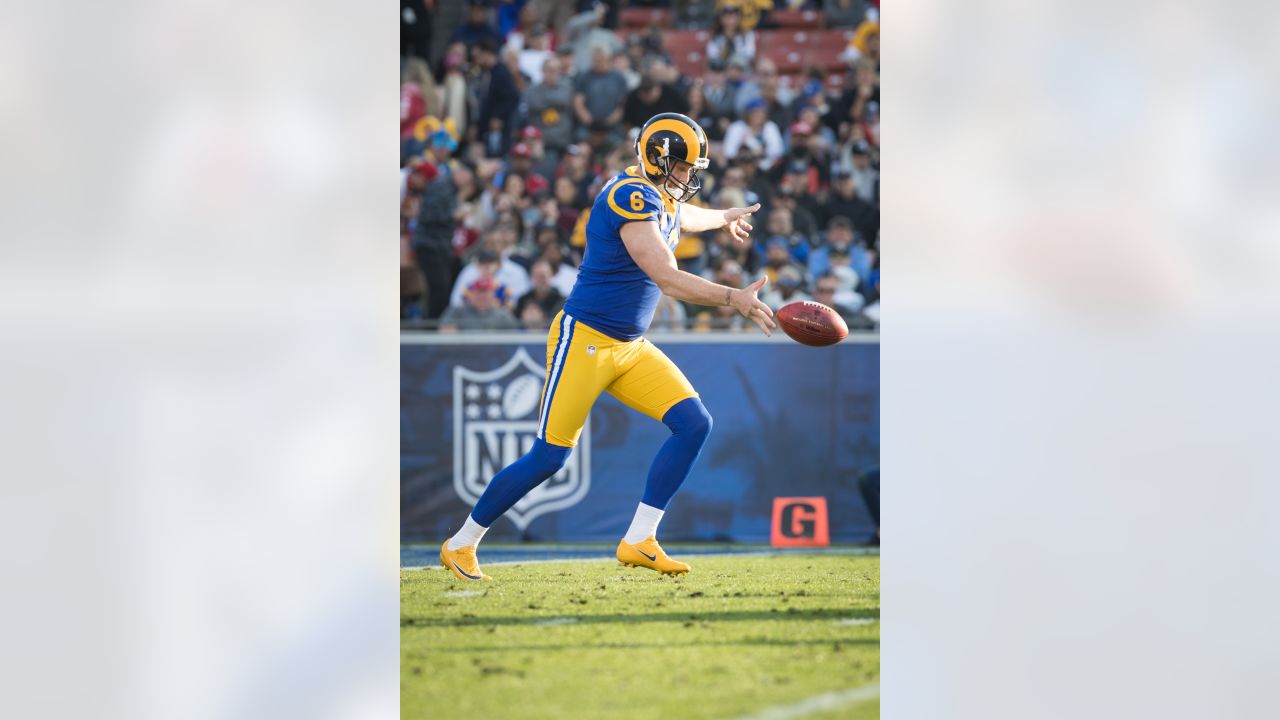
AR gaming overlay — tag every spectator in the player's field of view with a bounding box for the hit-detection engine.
[524,57,575,157]
[537,241,578,297]
[623,68,691,131]
[401,0,433,61]
[760,265,813,310]
[440,44,471,140]
[824,169,879,245]
[717,0,770,31]
[440,275,522,332]
[413,155,470,319]
[401,58,441,141]
[823,0,868,29]
[735,58,793,124]
[808,215,860,278]
[651,294,688,332]
[811,270,868,328]
[519,301,550,331]
[450,242,531,310]
[723,98,784,171]
[516,23,555,86]
[700,62,737,140]
[760,206,810,266]
[775,160,821,241]
[705,227,761,276]
[613,52,641,92]
[552,175,585,227]
[474,39,520,157]
[837,139,877,204]
[565,2,622,75]
[450,2,504,49]
[693,260,750,331]
[761,237,805,286]
[573,47,628,143]
[514,259,566,320]
[706,5,756,69]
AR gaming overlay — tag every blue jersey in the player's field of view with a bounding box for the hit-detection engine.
[563,166,682,341]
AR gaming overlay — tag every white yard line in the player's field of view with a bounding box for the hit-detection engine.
[732,684,880,720]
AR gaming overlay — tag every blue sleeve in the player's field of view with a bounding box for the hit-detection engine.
[604,181,662,229]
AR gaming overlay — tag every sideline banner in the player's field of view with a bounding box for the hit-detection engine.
[401,333,879,543]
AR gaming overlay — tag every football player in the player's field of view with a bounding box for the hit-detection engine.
[442,113,774,580]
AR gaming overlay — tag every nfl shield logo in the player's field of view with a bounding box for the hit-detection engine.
[453,347,591,530]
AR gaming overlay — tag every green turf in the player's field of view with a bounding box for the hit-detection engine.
[401,553,879,719]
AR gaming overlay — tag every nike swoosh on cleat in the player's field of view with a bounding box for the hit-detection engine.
[451,560,483,580]
[637,549,657,562]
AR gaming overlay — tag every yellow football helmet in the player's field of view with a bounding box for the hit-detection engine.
[634,112,711,202]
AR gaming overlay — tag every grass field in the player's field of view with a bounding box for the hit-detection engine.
[401,552,879,719]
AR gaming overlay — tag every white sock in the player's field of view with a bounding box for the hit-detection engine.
[447,515,489,551]
[624,503,665,544]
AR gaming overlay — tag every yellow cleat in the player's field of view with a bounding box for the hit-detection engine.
[440,541,492,581]
[617,536,690,575]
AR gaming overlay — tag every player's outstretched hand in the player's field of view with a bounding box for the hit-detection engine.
[730,276,776,336]
[724,203,761,244]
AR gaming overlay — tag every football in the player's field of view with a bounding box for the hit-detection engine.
[777,301,849,347]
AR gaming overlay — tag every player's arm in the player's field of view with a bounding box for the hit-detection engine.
[621,221,775,335]
[679,202,761,243]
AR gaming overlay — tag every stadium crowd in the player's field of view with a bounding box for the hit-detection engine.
[401,0,879,331]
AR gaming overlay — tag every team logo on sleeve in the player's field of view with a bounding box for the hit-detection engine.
[453,348,591,530]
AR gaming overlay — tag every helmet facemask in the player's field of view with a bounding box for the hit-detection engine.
[653,154,708,203]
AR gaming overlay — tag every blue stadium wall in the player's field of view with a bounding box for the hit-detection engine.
[401,332,880,544]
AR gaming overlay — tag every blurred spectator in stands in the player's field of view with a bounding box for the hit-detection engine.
[823,0,867,29]
[440,275,522,332]
[847,58,879,125]
[613,52,641,91]
[724,98,784,171]
[825,168,879,245]
[735,58,792,121]
[474,38,520,157]
[401,0,433,61]
[451,1,503,49]
[651,295,688,332]
[561,144,599,205]
[705,227,761,276]
[698,64,736,140]
[524,57,575,159]
[401,59,441,142]
[811,270,867,328]
[717,0,770,31]
[773,161,820,241]
[440,44,471,141]
[761,265,812,310]
[565,2,621,74]
[519,302,550,331]
[573,47,628,144]
[706,5,756,69]
[761,235,804,286]
[808,216,875,304]
[516,23,555,85]
[693,260,751,331]
[413,154,467,319]
[501,44,528,95]
[514,259,566,321]
[538,240,578,295]
[836,139,877,204]
[761,206,810,265]
[451,243,531,310]
[782,120,826,183]
[623,63,691,130]
[730,145,775,204]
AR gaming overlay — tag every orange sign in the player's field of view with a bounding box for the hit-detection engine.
[770,497,830,547]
